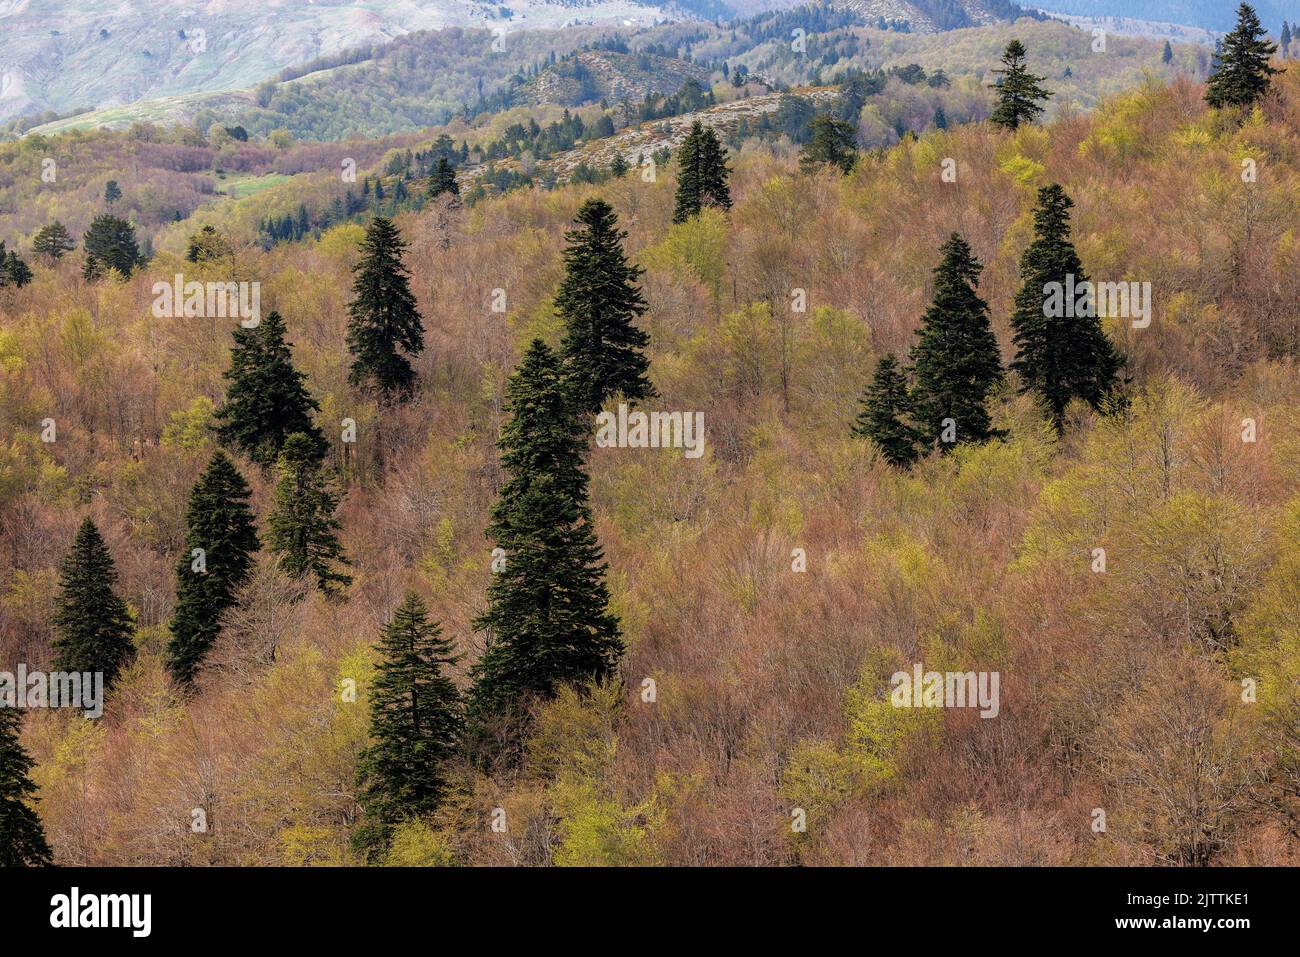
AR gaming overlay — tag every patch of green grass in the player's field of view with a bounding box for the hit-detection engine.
[214,172,292,198]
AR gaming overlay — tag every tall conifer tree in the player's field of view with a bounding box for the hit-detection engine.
[32,222,75,261]
[673,121,732,223]
[469,340,622,729]
[353,592,462,859]
[1009,184,1123,428]
[428,157,460,199]
[557,200,655,413]
[800,114,858,173]
[1206,4,1278,108]
[214,310,327,466]
[166,453,259,685]
[267,433,351,596]
[346,217,425,399]
[989,40,1052,130]
[52,518,135,689]
[908,234,1004,450]
[852,354,921,466]
[0,708,52,866]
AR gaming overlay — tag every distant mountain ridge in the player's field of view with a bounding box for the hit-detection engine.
[1036,0,1293,33]
[0,0,674,124]
[1,0,1041,127]
[516,50,713,105]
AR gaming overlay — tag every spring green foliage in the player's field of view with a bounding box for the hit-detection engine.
[908,234,1004,450]
[52,518,135,690]
[346,216,425,399]
[165,452,259,686]
[353,592,462,860]
[185,224,233,263]
[214,311,327,467]
[1009,184,1123,428]
[989,39,1052,130]
[557,199,655,413]
[267,433,351,596]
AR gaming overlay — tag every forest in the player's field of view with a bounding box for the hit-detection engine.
[0,6,1298,867]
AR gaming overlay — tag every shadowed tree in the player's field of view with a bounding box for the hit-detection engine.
[908,234,1004,451]
[346,217,425,399]
[1009,184,1123,429]
[31,222,75,261]
[52,518,135,690]
[428,157,460,199]
[353,592,462,860]
[469,340,622,737]
[0,708,52,866]
[800,114,858,173]
[166,452,259,686]
[557,199,655,413]
[852,354,921,466]
[214,310,327,467]
[673,121,732,223]
[267,433,351,596]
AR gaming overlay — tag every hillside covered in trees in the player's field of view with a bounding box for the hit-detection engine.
[1,6,1299,868]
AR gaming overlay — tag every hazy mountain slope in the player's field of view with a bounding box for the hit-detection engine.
[19,12,1181,142]
[1,0,1044,129]
[516,49,712,106]
[1037,1,1293,33]
[0,0,673,123]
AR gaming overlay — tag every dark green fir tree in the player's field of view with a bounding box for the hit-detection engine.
[673,121,732,223]
[346,217,425,399]
[52,518,135,690]
[800,114,858,173]
[267,433,351,596]
[908,234,1005,451]
[0,708,53,866]
[213,310,327,467]
[353,592,462,860]
[1206,4,1279,109]
[852,354,921,466]
[165,452,259,686]
[81,214,141,278]
[989,40,1052,130]
[428,157,460,199]
[1009,184,1123,429]
[1,249,32,288]
[32,222,75,261]
[469,340,622,731]
[557,199,655,413]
